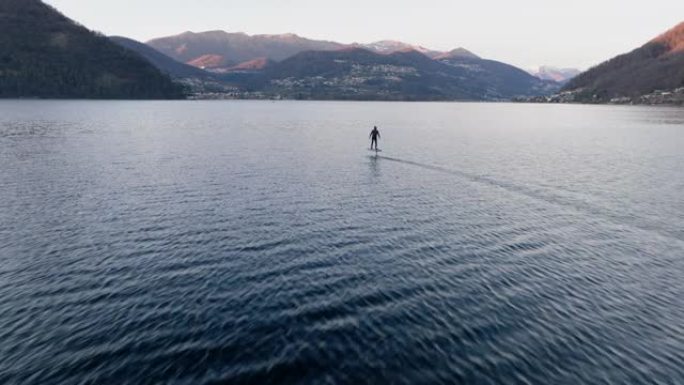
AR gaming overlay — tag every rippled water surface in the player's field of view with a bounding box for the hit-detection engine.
[1,100,683,385]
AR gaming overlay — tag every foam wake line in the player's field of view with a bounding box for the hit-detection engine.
[374,155,684,244]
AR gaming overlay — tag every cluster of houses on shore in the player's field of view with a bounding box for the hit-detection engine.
[517,88,684,106]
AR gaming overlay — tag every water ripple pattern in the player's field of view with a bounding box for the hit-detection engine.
[1,101,683,385]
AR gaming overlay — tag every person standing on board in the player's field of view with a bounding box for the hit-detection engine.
[369,126,381,151]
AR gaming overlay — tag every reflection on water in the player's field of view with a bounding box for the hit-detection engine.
[368,154,381,178]
[1,100,683,385]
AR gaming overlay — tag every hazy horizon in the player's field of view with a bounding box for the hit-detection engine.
[42,0,684,70]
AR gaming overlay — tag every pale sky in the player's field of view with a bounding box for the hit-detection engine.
[45,0,683,70]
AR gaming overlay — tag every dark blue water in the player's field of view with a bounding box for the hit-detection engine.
[1,100,683,385]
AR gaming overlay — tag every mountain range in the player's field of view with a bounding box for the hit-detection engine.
[0,0,183,99]
[147,31,345,71]
[4,0,682,103]
[239,48,558,100]
[138,30,559,100]
[147,31,483,74]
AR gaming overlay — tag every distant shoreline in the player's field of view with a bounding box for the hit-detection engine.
[1,97,682,107]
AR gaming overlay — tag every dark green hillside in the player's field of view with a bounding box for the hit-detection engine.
[0,0,184,99]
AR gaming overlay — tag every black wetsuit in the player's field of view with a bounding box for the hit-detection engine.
[369,128,380,150]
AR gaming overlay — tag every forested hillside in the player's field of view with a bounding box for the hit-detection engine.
[0,0,184,99]
[562,21,684,101]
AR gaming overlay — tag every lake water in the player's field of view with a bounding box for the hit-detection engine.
[1,100,683,385]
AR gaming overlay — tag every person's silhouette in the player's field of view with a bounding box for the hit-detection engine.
[369,126,381,150]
